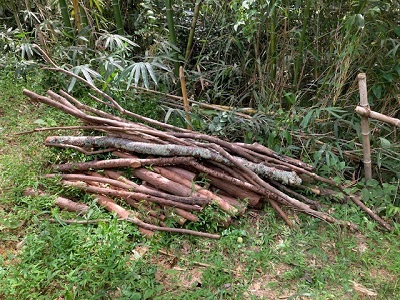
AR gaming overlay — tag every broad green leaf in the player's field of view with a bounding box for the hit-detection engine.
[355,14,365,29]
[372,85,382,98]
[379,137,391,149]
[383,73,394,83]
[34,119,47,126]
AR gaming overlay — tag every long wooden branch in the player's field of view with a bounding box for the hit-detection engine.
[94,194,219,239]
[44,173,208,205]
[53,157,194,172]
[62,180,202,211]
[45,135,302,185]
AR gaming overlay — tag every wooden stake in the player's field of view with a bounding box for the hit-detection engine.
[357,73,372,181]
[179,66,191,130]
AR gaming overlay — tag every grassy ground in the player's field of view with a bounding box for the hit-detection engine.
[0,71,399,300]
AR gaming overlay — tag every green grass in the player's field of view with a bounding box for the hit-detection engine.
[1,71,399,299]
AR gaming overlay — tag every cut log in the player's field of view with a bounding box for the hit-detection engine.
[152,165,238,216]
[45,136,302,186]
[61,180,201,211]
[23,188,89,213]
[206,174,261,207]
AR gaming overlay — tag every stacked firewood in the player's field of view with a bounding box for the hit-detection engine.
[20,46,393,236]
[21,85,393,236]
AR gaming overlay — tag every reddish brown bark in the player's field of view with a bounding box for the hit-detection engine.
[93,195,219,238]
[61,180,201,211]
[163,166,197,182]
[152,165,238,215]
[23,188,89,213]
[206,174,261,207]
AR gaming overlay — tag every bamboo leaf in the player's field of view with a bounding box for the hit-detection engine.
[164,107,174,123]
[68,77,77,92]
[140,63,149,88]
[151,62,170,72]
[145,63,157,86]
[134,64,141,86]
[80,66,94,86]
[300,109,315,128]
[125,65,135,87]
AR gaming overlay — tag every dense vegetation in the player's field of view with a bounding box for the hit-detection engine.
[0,0,399,299]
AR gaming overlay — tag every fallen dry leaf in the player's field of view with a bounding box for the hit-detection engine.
[351,280,377,297]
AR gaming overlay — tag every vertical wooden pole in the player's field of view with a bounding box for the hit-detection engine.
[357,73,372,180]
[179,66,191,130]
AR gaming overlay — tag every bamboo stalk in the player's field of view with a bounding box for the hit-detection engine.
[355,106,400,128]
[357,73,372,180]
[132,86,253,119]
[58,0,74,38]
[185,0,202,62]
[112,0,124,35]
[165,0,180,77]
[179,66,191,130]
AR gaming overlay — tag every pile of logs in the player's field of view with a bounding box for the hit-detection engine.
[20,46,393,237]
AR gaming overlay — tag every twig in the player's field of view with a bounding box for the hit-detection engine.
[32,44,124,111]
[48,218,113,224]
[158,250,239,274]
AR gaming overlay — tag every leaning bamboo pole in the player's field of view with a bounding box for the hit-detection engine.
[357,73,372,181]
